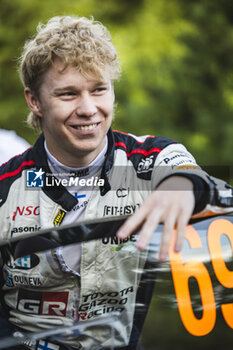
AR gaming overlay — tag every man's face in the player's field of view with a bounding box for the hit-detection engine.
[28,60,115,167]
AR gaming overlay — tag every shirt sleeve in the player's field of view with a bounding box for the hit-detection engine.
[151,142,233,216]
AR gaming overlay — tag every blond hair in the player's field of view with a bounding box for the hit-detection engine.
[19,15,121,130]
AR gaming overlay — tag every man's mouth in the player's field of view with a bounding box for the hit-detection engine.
[72,123,99,131]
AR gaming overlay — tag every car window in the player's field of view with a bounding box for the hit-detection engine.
[0,214,232,349]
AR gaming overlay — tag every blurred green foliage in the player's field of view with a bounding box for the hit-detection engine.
[1,0,233,172]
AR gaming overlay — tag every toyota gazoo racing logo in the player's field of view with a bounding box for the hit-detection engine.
[78,286,134,321]
[17,290,69,317]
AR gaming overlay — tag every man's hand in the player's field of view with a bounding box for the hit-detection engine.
[116,176,195,261]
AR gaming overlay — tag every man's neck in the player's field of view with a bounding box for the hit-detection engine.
[44,137,108,171]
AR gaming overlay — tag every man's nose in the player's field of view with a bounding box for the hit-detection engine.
[75,94,97,117]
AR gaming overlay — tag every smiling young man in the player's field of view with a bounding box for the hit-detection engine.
[0,15,233,350]
[25,59,115,167]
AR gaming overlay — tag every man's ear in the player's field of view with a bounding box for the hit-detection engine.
[24,88,42,117]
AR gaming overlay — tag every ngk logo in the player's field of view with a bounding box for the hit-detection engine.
[12,206,40,221]
[17,290,69,317]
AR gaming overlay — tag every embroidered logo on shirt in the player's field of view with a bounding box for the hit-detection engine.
[137,156,154,174]
[116,188,129,198]
[53,209,66,226]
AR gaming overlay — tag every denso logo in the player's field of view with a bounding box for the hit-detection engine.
[12,206,40,221]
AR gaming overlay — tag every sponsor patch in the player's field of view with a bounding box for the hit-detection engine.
[14,255,32,269]
[103,235,137,252]
[102,235,137,245]
[163,153,197,169]
[7,254,40,270]
[116,187,129,198]
[53,209,66,226]
[72,200,89,212]
[17,290,69,317]
[103,204,140,216]
[78,287,134,320]
[11,225,40,236]
[12,205,40,221]
[6,272,42,287]
[137,156,154,174]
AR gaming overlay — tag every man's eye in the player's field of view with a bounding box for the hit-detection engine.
[93,87,108,94]
[62,92,75,96]
[58,92,76,99]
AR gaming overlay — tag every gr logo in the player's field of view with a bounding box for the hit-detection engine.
[17,290,69,317]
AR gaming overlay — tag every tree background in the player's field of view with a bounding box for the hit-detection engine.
[1,1,233,348]
[1,0,233,178]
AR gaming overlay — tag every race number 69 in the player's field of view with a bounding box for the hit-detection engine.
[169,219,233,336]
